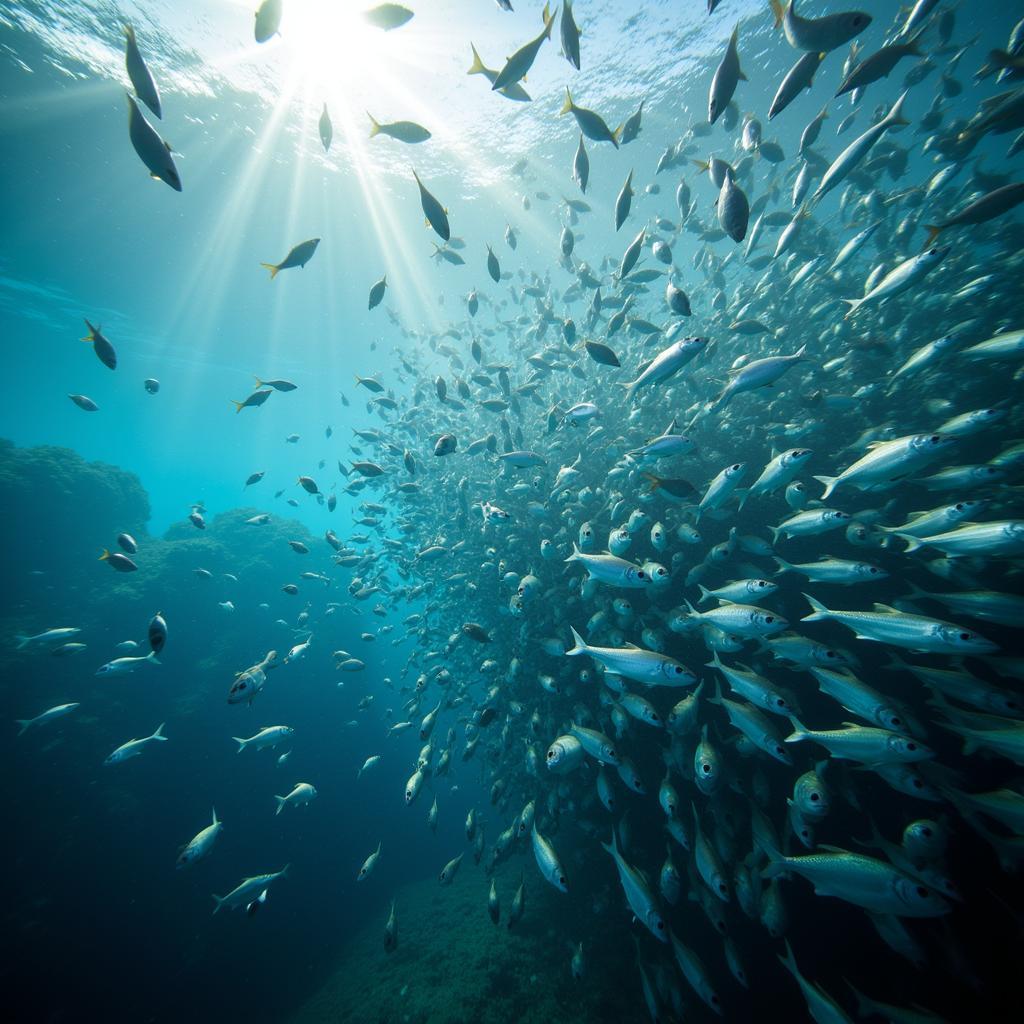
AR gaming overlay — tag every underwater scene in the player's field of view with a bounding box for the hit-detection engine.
[3,0,1024,1021]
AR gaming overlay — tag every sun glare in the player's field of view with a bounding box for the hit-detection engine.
[276,0,397,94]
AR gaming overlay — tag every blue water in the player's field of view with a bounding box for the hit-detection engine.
[3,1,1024,1022]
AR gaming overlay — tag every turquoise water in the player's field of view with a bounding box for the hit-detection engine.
[3,1,1024,1022]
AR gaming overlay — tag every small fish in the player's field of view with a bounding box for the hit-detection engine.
[261,239,321,279]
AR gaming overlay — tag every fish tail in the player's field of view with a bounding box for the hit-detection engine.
[800,592,831,622]
[840,298,861,320]
[784,714,809,745]
[771,556,792,577]
[99,549,111,561]
[151,722,166,740]
[542,2,554,36]
[894,532,924,554]
[564,542,582,564]
[367,112,381,138]
[769,0,785,30]
[146,651,161,666]
[260,262,279,279]
[923,224,943,247]
[16,719,31,736]
[642,472,661,492]
[253,375,265,388]
[885,91,911,128]
[691,159,710,173]
[274,795,286,815]
[812,474,838,499]
[566,625,587,656]
[211,894,225,914]
[697,584,712,606]
[232,737,247,753]
[559,87,574,116]
[467,43,485,75]
[15,635,30,650]
[230,400,244,413]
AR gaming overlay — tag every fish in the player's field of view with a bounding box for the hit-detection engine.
[367,115,431,144]
[16,703,80,736]
[177,809,222,869]
[124,25,161,119]
[491,3,556,92]
[261,239,320,279]
[708,27,747,124]
[254,0,283,42]
[126,94,180,191]
[560,90,621,147]
[412,171,450,241]
[770,0,871,53]
[212,865,288,913]
[104,722,167,764]
[466,44,531,101]
[363,4,414,31]
[319,104,332,151]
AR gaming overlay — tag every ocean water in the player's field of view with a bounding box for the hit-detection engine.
[2,1,1024,1021]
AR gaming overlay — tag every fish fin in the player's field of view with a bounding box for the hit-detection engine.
[812,474,838,500]
[871,603,901,615]
[260,262,279,279]
[893,532,924,553]
[840,297,863,319]
[467,43,485,75]
[212,807,219,826]
[800,592,831,622]
[566,625,587,656]
[885,91,911,127]
[784,714,809,744]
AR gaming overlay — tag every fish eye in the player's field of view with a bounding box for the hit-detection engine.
[921,826,932,837]
[928,248,938,256]
[959,632,971,641]
[731,463,742,471]
[916,886,929,899]
[810,792,820,802]
[891,717,903,728]
[765,616,775,624]
[906,742,917,751]
[911,778,923,789]
[702,763,711,774]
[711,995,721,1007]
[869,567,879,574]
[930,435,941,444]
[560,875,567,886]
[826,650,838,659]
[656,920,665,931]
